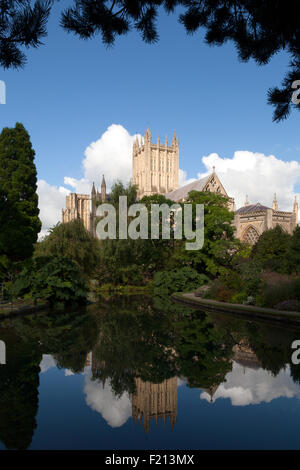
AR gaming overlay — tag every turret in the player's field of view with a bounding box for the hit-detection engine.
[294,195,298,224]
[171,131,176,147]
[91,182,96,197]
[101,174,106,203]
[144,128,151,145]
[272,193,278,211]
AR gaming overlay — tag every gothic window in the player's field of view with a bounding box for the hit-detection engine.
[242,226,260,245]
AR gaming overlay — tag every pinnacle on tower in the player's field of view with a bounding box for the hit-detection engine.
[172,131,176,146]
[273,193,278,211]
[245,195,249,206]
[145,127,151,142]
[101,174,106,203]
[91,182,96,196]
[294,195,298,212]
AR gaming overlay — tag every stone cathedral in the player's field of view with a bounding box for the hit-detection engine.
[132,128,179,197]
[62,128,298,244]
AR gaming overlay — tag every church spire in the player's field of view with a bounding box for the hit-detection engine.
[91,182,96,197]
[101,175,106,203]
[272,193,278,211]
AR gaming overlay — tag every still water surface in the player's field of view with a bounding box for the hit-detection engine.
[1,295,300,450]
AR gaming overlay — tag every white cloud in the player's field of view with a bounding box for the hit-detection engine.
[196,150,300,216]
[37,179,70,238]
[66,124,142,193]
[84,372,132,428]
[200,362,300,406]
[37,125,142,236]
[179,168,196,188]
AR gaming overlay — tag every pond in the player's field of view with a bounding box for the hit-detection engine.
[0,295,300,450]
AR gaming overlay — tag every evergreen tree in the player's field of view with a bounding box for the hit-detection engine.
[251,225,292,274]
[288,226,300,274]
[0,122,41,265]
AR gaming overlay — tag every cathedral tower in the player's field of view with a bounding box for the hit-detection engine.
[132,129,179,198]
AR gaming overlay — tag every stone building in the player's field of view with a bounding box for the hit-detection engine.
[132,128,179,198]
[62,174,108,236]
[62,192,91,232]
[234,194,298,244]
[132,377,177,434]
[62,128,298,244]
[166,166,235,212]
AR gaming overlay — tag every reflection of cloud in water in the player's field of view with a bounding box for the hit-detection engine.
[200,362,300,406]
[39,354,57,373]
[84,371,131,428]
[64,369,75,376]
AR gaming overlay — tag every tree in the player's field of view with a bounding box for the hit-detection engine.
[288,226,300,274]
[175,191,238,277]
[0,123,41,269]
[1,1,299,121]
[251,225,292,274]
[35,219,101,279]
[0,0,52,69]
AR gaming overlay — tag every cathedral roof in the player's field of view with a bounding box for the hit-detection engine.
[236,202,271,214]
[166,175,211,202]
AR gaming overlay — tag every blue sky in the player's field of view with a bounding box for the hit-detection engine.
[0,2,299,233]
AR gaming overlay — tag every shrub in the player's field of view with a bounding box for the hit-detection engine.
[153,267,208,295]
[203,279,233,302]
[10,256,88,307]
[260,278,300,308]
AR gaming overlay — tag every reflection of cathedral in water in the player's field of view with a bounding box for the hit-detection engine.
[85,339,262,426]
[86,352,178,433]
[232,341,261,371]
[132,377,177,434]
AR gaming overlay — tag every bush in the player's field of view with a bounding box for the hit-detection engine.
[204,279,233,302]
[10,256,88,307]
[260,278,300,308]
[153,267,208,295]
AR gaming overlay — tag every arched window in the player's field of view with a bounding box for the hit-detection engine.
[242,225,260,245]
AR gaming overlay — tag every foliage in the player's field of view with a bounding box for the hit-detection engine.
[0,328,41,450]
[35,219,101,279]
[0,123,41,268]
[172,311,234,389]
[288,226,300,274]
[259,278,300,308]
[0,0,51,69]
[251,225,292,274]
[108,180,138,208]
[174,191,238,278]
[96,186,176,285]
[153,267,208,295]
[10,256,88,306]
